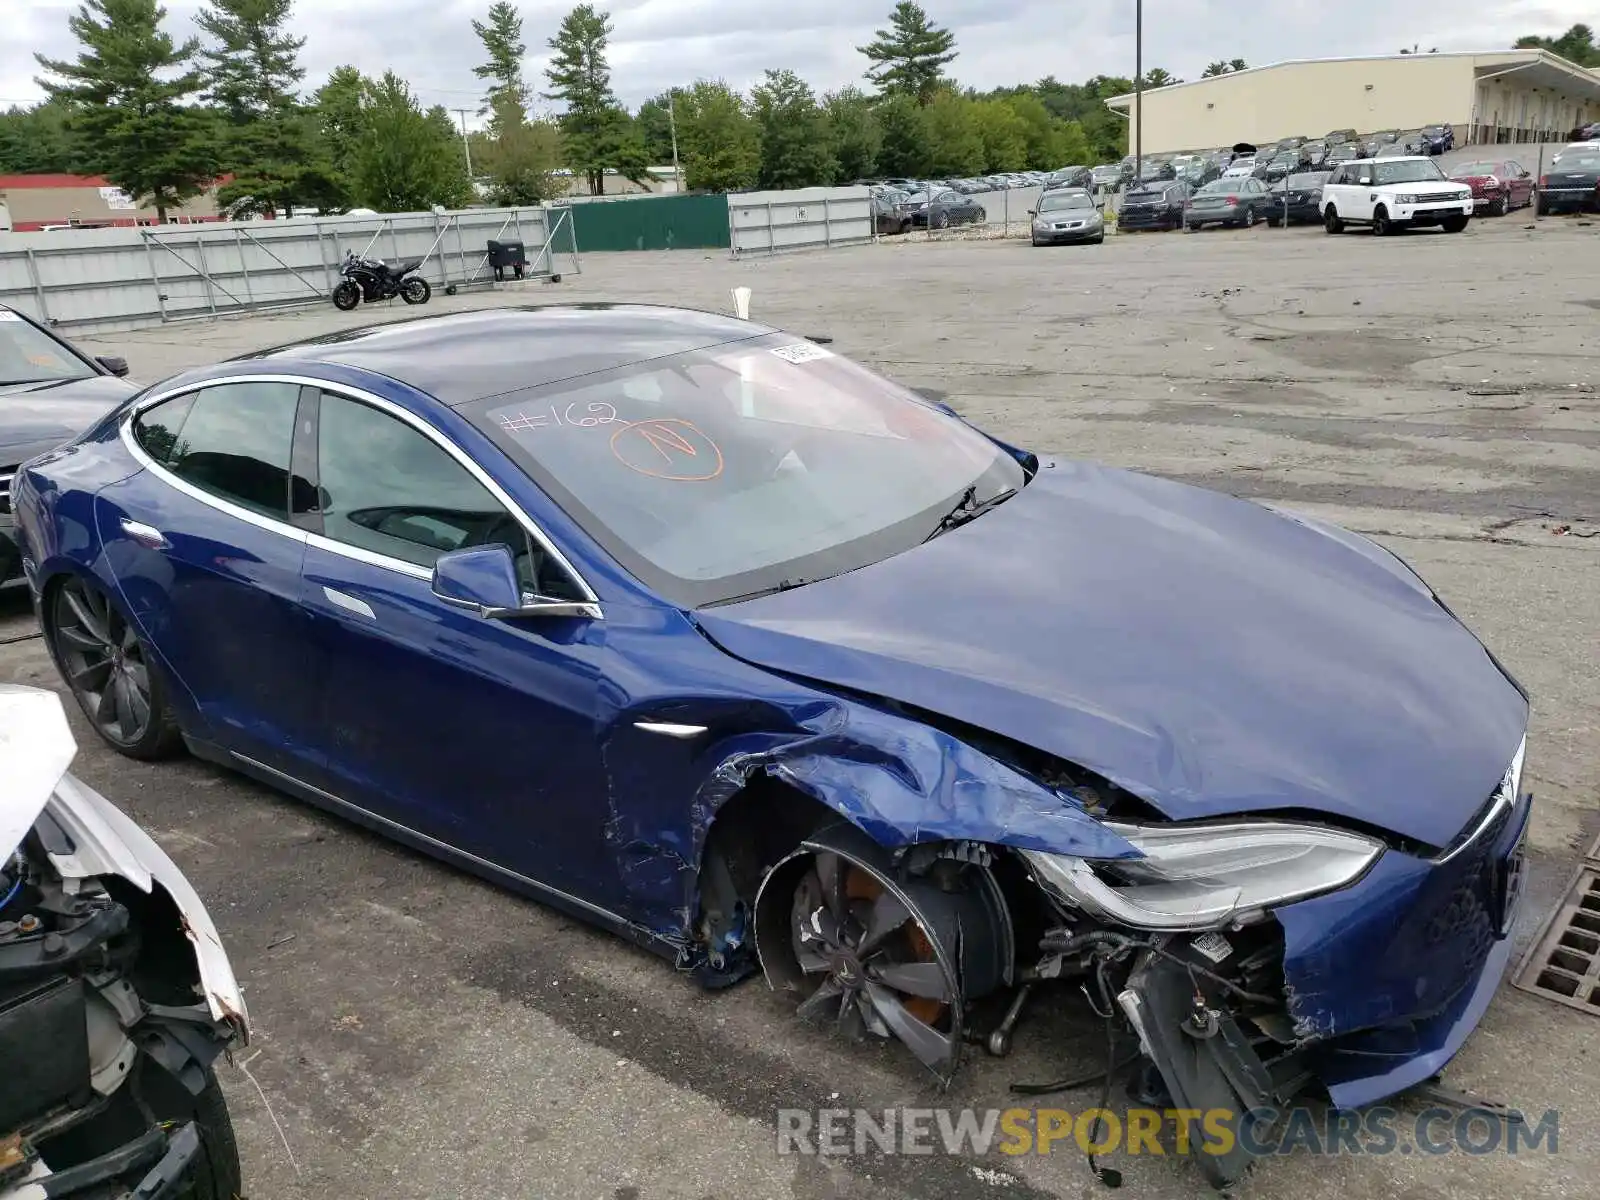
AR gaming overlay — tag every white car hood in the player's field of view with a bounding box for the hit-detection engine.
[0,684,248,1031]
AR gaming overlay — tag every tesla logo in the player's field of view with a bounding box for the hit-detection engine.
[609,418,724,481]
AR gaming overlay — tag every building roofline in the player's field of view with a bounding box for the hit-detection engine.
[1104,48,1599,107]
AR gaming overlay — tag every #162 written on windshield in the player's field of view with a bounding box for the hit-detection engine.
[768,343,834,364]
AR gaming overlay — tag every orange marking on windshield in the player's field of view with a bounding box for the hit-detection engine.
[610,418,724,481]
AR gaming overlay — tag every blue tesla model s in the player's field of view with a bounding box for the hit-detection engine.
[12,306,1529,1185]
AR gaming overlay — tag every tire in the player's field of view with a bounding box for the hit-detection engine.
[935,211,950,229]
[1031,237,1041,246]
[1536,195,1548,216]
[167,1068,241,1200]
[1091,233,1104,244]
[47,574,184,760]
[1242,206,1256,228]
[1266,215,1281,227]
[1441,216,1468,233]
[1324,206,1344,233]
[975,208,986,223]
[401,276,431,305]
[332,280,360,310]
[1372,205,1394,236]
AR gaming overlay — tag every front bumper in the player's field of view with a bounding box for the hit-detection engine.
[1277,785,1530,1105]
[1118,209,1178,229]
[1540,187,1600,211]
[1391,199,1474,223]
[1033,223,1102,243]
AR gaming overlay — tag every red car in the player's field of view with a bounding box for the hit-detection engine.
[1447,159,1536,215]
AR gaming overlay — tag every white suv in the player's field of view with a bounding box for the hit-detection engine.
[1320,155,1473,235]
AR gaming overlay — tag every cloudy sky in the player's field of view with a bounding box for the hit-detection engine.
[5,0,1593,120]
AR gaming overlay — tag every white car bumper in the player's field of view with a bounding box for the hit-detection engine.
[1392,200,1474,220]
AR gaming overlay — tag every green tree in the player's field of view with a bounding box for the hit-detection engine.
[1140,67,1180,87]
[1202,62,1228,77]
[473,1,530,126]
[922,92,983,176]
[196,0,336,217]
[352,72,471,211]
[751,68,836,188]
[34,0,220,221]
[634,90,681,164]
[1229,57,1248,71]
[970,98,1026,171]
[0,99,90,174]
[543,4,641,194]
[858,1,957,104]
[676,80,758,192]
[312,64,365,208]
[875,92,929,176]
[1515,24,1600,66]
[822,87,880,181]
[477,101,562,204]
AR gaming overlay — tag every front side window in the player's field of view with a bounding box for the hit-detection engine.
[0,310,96,385]
[315,393,553,593]
[149,382,299,519]
[467,336,1026,607]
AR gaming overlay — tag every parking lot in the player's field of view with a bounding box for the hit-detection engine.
[4,210,1598,1199]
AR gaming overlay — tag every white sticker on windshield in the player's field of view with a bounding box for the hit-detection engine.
[769,342,834,364]
[0,310,21,321]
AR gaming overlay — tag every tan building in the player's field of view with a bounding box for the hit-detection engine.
[1105,50,1600,154]
[0,174,224,232]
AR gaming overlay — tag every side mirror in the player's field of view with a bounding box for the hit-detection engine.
[1027,209,1036,216]
[431,544,597,620]
[96,355,130,377]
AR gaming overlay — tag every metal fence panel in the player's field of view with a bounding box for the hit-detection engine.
[555,193,730,251]
[728,187,872,257]
[0,205,573,333]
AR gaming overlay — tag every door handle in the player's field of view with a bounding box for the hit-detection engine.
[120,517,169,549]
[323,586,376,621]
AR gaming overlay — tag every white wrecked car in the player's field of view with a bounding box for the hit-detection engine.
[1,685,248,1198]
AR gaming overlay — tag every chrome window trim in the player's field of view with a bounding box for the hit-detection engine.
[120,372,601,606]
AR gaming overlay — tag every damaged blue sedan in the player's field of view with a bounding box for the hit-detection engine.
[11,307,1529,1185]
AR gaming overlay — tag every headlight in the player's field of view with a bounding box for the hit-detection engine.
[1020,820,1382,931]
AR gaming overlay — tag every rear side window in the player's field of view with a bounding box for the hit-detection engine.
[144,382,299,519]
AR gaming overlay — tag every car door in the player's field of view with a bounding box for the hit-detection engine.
[1508,161,1533,205]
[1344,163,1377,220]
[295,386,613,896]
[96,379,320,772]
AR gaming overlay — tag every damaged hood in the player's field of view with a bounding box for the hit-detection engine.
[694,462,1528,849]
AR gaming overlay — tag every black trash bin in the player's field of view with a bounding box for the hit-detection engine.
[487,239,528,281]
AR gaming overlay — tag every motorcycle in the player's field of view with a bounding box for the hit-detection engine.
[331,250,431,311]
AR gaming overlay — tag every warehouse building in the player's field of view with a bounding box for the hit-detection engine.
[1105,49,1600,153]
[0,174,223,232]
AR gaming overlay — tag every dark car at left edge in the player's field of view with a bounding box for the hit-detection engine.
[0,307,138,584]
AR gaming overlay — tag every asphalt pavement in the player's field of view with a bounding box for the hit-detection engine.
[3,205,1597,1199]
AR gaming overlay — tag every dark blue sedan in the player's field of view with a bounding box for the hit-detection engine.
[13,307,1530,1187]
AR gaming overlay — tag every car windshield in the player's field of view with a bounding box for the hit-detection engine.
[1451,162,1502,175]
[1196,180,1237,195]
[0,311,94,385]
[466,335,1026,607]
[1039,192,1093,211]
[1559,151,1600,169]
[1372,159,1447,184]
[1286,173,1328,188]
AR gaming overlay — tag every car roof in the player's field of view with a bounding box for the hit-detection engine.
[236,304,771,407]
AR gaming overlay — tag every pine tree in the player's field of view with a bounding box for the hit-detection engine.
[196,0,334,216]
[35,0,219,221]
[473,1,529,127]
[858,2,958,105]
[542,4,640,194]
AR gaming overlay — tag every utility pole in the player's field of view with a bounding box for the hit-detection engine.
[668,91,683,194]
[1133,0,1143,187]
[454,108,474,179]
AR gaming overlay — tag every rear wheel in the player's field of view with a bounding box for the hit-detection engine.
[1489,191,1507,216]
[331,280,360,310]
[47,575,183,759]
[1324,206,1344,233]
[401,276,431,305]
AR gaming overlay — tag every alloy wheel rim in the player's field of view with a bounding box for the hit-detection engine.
[54,580,152,745]
[788,851,958,1071]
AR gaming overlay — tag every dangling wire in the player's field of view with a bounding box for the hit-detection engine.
[1083,958,1125,1188]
